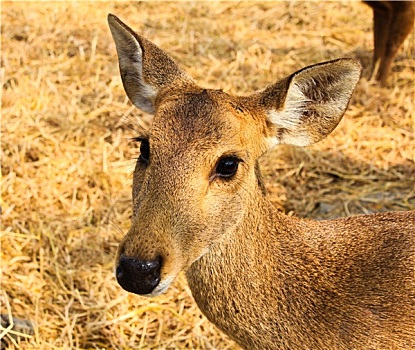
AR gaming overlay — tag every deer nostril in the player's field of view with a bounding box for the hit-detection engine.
[116,255,162,295]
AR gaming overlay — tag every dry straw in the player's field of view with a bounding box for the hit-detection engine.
[1,2,414,349]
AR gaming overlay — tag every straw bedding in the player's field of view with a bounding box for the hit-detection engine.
[1,2,414,349]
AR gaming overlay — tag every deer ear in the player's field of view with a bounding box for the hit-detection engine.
[258,59,361,147]
[108,14,193,114]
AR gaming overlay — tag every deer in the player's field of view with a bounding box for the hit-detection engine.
[108,14,415,350]
[364,1,415,85]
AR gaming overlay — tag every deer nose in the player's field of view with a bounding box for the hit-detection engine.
[116,255,162,295]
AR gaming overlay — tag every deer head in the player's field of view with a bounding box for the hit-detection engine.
[108,14,361,296]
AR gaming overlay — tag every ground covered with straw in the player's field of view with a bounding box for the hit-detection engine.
[1,2,414,349]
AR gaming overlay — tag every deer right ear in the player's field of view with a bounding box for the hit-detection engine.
[108,14,193,114]
[257,58,361,148]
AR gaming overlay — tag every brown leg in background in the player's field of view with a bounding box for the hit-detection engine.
[371,2,392,82]
[376,2,415,85]
[365,1,415,85]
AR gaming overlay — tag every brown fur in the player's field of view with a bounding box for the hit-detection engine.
[364,1,415,85]
[108,14,415,350]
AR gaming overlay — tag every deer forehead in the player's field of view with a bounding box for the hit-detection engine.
[150,89,267,158]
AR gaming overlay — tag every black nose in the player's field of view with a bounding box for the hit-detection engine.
[116,255,162,295]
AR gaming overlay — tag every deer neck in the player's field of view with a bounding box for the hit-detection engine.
[185,195,315,348]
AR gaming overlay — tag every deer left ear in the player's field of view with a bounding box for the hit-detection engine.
[257,58,361,147]
[108,14,194,115]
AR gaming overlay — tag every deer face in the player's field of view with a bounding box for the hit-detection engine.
[117,89,268,295]
[108,14,361,296]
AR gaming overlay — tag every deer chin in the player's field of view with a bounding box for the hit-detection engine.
[148,254,199,297]
[147,249,211,297]
[147,275,176,297]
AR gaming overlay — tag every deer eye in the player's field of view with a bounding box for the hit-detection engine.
[215,156,240,178]
[139,139,150,163]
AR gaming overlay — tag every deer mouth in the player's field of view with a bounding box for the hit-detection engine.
[149,275,176,296]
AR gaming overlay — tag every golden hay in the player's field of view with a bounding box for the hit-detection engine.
[1,2,414,349]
